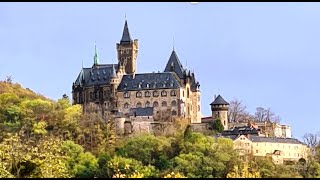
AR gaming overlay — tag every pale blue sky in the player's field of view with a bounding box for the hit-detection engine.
[1,2,319,140]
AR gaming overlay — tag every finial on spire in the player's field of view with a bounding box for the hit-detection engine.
[93,41,99,65]
[173,36,175,51]
[125,13,127,20]
[82,59,83,69]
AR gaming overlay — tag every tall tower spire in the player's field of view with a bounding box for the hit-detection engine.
[120,19,132,43]
[117,19,139,75]
[93,41,99,65]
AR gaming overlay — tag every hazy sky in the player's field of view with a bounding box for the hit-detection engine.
[1,2,320,140]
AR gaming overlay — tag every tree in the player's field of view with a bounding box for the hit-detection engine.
[226,162,261,178]
[212,118,224,133]
[227,99,247,123]
[303,133,320,154]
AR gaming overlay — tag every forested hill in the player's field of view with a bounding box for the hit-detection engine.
[1,80,320,178]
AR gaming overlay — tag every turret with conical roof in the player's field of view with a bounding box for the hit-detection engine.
[117,19,138,75]
[211,94,229,130]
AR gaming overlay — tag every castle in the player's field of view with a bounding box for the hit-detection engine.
[72,20,203,125]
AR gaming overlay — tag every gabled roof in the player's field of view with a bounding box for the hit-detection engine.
[117,72,181,91]
[120,20,132,43]
[129,107,154,116]
[210,95,229,105]
[164,50,185,79]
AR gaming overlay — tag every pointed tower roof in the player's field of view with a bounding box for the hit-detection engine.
[93,43,99,65]
[210,95,229,105]
[120,20,132,43]
[110,64,117,78]
[164,50,185,79]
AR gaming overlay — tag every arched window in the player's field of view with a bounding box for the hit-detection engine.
[162,101,167,107]
[145,91,151,97]
[136,102,142,108]
[136,91,142,98]
[187,87,190,98]
[146,83,150,88]
[138,83,142,89]
[161,90,167,97]
[172,110,177,116]
[153,90,159,97]
[124,103,129,109]
[145,101,150,107]
[153,101,159,107]
[171,100,177,106]
[170,90,176,96]
[124,91,130,98]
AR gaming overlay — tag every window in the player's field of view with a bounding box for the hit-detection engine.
[90,92,93,100]
[163,82,166,87]
[136,102,142,108]
[146,83,150,88]
[145,101,150,107]
[161,90,167,97]
[162,101,167,107]
[153,101,159,107]
[172,110,177,116]
[138,83,142,89]
[145,91,151,97]
[256,150,259,153]
[187,87,190,98]
[198,105,200,111]
[124,103,129,109]
[153,91,159,97]
[170,82,174,87]
[153,82,157,88]
[183,91,184,97]
[124,92,130,98]
[170,90,176,96]
[136,91,142,98]
[171,100,177,106]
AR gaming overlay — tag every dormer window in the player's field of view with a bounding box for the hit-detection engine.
[136,91,142,98]
[138,83,142,89]
[163,82,166,88]
[153,82,157,88]
[170,81,174,87]
[124,83,127,89]
[146,83,150,88]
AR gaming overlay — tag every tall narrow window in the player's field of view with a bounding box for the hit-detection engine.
[171,100,177,106]
[153,91,159,97]
[162,101,167,107]
[145,91,151,97]
[124,103,129,109]
[136,102,142,108]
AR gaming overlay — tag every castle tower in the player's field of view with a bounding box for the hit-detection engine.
[110,64,119,110]
[210,94,229,130]
[116,19,138,75]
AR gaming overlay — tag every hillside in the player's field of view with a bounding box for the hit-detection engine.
[0,80,320,178]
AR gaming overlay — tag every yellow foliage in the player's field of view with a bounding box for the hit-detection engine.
[227,163,261,178]
[163,172,186,178]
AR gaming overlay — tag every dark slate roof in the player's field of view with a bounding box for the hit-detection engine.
[248,136,305,145]
[218,135,239,141]
[221,126,260,136]
[164,50,185,79]
[117,72,181,91]
[129,107,154,116]
[120,20,132,43]
[210,95,229,105]
[74,64,118,87]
